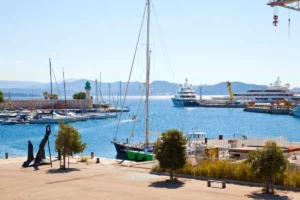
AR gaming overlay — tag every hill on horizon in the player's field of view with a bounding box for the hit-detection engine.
[0,79,298,97]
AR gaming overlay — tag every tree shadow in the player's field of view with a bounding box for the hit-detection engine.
[46,168,81,174]
[149,180,185,189]
[245,192,292,200]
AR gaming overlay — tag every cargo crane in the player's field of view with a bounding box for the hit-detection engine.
[226,81,240,105]
[227,81,234,101]
[267,1,300,26]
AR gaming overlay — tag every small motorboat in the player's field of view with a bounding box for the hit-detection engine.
[29,112,75,124]
[66,112,89,121]
[88,113,109,120]
[1,116,29,125]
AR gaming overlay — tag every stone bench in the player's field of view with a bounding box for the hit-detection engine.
[207,180,226,189]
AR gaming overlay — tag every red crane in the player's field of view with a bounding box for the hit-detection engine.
[267,1,300,26]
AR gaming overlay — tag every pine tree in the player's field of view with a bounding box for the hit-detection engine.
[55,122,87,169]
[154,129,187,181]
[246,141,288,194]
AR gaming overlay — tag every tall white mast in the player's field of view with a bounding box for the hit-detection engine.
[95,79,99,108]
[49,58,53,118]
[99,72,102,103]
[62,67,67,105]
[145,0,150,148]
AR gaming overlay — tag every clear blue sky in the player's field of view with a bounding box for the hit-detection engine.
[1,0,300,87]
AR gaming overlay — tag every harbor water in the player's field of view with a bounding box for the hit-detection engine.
[1,97,300,159]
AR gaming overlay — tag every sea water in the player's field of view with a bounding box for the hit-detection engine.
[1,97,300,159]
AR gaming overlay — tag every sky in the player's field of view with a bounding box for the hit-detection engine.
[1,0,300,87]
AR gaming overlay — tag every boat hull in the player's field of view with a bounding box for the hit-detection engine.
[29,118,73,124]
[125,150,153,161]
[293,111,300,118]
[171,98,200,107]
[2,121,28,125]
[88,115,108,120]
[112,141,144,155]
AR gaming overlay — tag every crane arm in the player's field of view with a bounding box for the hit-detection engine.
[227,81,234,101]
[267,1,300,11]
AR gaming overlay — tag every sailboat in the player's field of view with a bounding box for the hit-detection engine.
[112,0,154,161]
[30,59,75,124]
[116,81,130,112]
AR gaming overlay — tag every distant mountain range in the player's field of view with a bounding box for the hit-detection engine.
[0,79,299,98]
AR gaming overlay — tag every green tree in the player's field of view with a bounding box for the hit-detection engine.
[246,141,288,194]
[55,122,87,169]
[0,90,4,103]
[73,92,86,100]
[43,92,50,100]
[51,94,58,100]
[154,129,187,181]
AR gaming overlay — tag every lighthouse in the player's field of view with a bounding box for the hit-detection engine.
[85,81,91,100]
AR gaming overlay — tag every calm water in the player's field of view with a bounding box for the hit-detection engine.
[1,97,300,159]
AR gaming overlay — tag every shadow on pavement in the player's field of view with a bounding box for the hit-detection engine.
[245,192,292,200]
[149,180,185,189]
[46,168,80,174]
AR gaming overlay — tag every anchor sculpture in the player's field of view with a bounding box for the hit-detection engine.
[22,125,52,167]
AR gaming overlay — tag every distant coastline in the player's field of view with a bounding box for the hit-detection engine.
[1,79,299,97]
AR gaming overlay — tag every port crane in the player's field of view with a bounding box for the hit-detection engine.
[267,1,300,26]
[227,81,234,101]
[226,81,241,105]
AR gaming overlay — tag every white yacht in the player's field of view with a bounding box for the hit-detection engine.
[66,112,89,121]
[171,79,200,107]
[213,78,300,103]
[29,112,75,124]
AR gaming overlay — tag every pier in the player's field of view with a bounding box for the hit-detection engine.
[197,100,248,108]
[244,104,293,115]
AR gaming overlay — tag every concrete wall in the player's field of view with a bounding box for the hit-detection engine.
[207,136,300,149]
[0,99,93,109]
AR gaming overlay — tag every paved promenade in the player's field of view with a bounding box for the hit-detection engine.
[0,157,298,200]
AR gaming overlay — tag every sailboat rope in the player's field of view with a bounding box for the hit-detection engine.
[111,94,117,107]
[51,67,62,99]
[129,85,145,143]
[113,3,147,141]
[152,4,176,83]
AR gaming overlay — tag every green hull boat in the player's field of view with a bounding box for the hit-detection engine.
[125,150,153,162]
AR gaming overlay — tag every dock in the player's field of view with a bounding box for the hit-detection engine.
[198,103,246,108]
[244,107,292,115]
[197,100,248,108]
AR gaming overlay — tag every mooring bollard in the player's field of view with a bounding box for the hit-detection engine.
[96,158,100,164]
[91,152,94,159]
[5,152,8,159]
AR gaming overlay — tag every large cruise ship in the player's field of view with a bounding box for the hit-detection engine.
[231,78,300,103]
[171,79,200,107]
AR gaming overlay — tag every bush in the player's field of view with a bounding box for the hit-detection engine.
[152,159,300,188]
[285,170,300,188]
[78,156,89,163]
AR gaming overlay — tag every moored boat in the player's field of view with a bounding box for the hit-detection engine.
[88,113,109,120]
[124,149,153,161]
[232,77,300,103]
[1,116,29,125]
[112,0,155,159]
[66,112,89,121]
[29,112,75,124]
[293,104,300,117]
[171,79,200,107]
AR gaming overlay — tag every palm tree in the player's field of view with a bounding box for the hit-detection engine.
[43,92,50,100]
[52,94,58,100]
